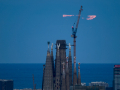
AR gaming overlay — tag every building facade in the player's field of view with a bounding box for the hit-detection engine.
[89,82,109,88]
[70,85,105,90]
[0,79,13,90]
[113,65,120,90]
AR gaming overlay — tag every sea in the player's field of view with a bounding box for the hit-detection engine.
[0,63,117,89]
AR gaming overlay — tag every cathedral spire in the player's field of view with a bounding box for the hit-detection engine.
[51,43,54,89]
[54,43,61,90]
[51,43,54,76]
[47,41,50,56]
[77,63,81,85]
[61,62,66,90]
[43,42,53,90]
[73,56,77,86]
[57,43,60,56]
[69,43,71,56]
[68,43,72,86]
[66,57,69,90]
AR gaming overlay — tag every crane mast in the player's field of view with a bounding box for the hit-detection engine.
[72,6,83,86]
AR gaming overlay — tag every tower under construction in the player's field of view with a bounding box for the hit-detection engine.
[43,43,54,90]
[71,5,83,86]
[42,6,83,90]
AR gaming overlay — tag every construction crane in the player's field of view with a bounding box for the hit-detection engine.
[71,5,83,58]
[72,6,83,86]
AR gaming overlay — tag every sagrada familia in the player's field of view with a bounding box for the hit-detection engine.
[42,7,105,90]
[42,40,81,90]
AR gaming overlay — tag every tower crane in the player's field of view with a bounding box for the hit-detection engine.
[72,6,83,86]
[71,6,83,39]
[71,5,83,59]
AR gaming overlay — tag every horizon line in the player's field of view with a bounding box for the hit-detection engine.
[0,63,119,64]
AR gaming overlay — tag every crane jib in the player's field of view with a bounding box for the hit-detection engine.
[76,6,83,29]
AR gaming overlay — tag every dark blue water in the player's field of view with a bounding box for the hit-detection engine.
[0,63,115,89]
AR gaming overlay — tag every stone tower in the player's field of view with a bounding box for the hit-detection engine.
[51,43,54,90]
[54,43,61,90]
[77,63,81,85]
[66,57,69,90]
[51,43,54,74]
[61,62,66,90]
[68,43,72,86]
[73,56,77,86]
[55,40,67,88]
[43,44,54,90]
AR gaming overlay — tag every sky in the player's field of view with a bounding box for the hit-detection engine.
[0,0,120,63]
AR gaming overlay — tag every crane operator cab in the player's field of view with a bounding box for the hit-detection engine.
[71,26,77,38]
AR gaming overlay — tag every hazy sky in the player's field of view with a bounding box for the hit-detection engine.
[0,0,120,63]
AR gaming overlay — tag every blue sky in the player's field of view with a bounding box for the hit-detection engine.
[0,0,120,63]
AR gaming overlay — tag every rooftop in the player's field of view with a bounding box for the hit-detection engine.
[0,79,13,81]
[114,65,120,68]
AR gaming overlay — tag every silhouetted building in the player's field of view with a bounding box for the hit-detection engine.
[70,85,105,90]
[77,63,81,85]
[106,87,113,90]
[54,42,61,90]
[113,65,120,90]
[43,46,53,90]
[56,40,67,82]
[66,57,69,90]
[0,79,13,90]
[42,40,80,90]
[68,46,72,86]
[61,62,66,90]
[89,82,109,88]
[73,56,77,86]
